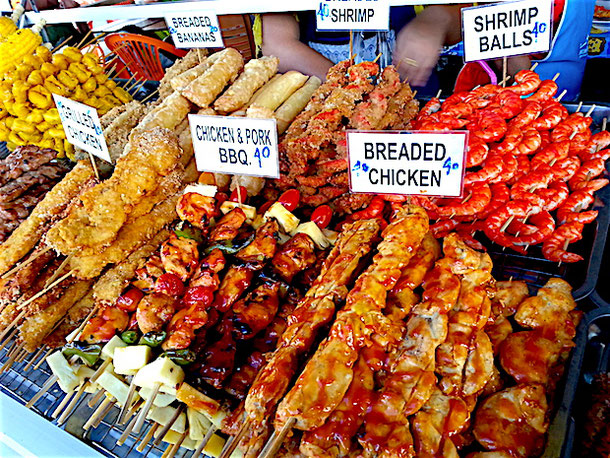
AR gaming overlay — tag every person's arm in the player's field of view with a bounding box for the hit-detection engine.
[392,6,462,87]
[261,13,334,81]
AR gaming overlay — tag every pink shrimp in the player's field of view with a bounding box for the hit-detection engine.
[464,154,504,185]
[549,156,581,182]
[491,153,518,183]
[508,101,543,129]
[478,183,510,220]
[492,126,522,155]
[577,178,610,194]
[557,191,597,225]
[539,130,552,150]
[527,79,558,102]
[551,113,593,142]
[514,129,542,156]
[469,110,507,143]
[536,181,570,211]
[464,85,501,109]
[512,211,556,246]
[506,70,541,96]
[416,97,441,119]
[442,91,469,109]
[484,200,531,253]
[506,218,538,236]
[542,222,584,263]
[530,140,570,169]
[435,182,492,217]
[586,130,610,154]
[508,155,533,186]
[430,218,460,238]
[586,148,610,162]
[455,227,486,251]
[570,130,593,157]
[442,101,475,119]
[569,158,606,191]
[511,168,554,212]
[529,101,567,130]
[466,136,490,168]
[489,90,523,119]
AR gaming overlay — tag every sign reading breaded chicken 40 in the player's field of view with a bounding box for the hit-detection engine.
[53,95,111,163]
[316,0,390,31]
[189,114,279,178]
[462,0,552,62]
[347,131,467,197]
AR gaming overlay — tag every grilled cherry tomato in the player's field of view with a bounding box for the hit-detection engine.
[278,189,300,212]
[116,287,144,313]
[311,205,333,229]
[215,192,229,205]
[230,186,249,203]
[155,273,185,297]
[183,286,215,307]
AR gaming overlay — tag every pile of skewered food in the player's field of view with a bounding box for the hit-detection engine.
[268,59,419,214]
[0,21,132,157]
[0,145,70,243]
[35,177,339,454]
[0,126,198,359]
[412,70,609,262]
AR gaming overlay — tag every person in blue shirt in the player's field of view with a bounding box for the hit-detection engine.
[260,6,462,96]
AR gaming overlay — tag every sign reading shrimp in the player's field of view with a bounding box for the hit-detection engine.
[316,0,390,31]
[347,131,467,197]
[189,114,280,178]
[461,0,552,62]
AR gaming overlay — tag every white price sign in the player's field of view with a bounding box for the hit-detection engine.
[347,131,467,197]
[462,0,552,62]
[53,95,110,163]
[316,0,390,31]
[165,12,224,49]
[189,114,279,178]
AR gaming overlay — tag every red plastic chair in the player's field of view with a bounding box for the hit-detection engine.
[105,33,188,81]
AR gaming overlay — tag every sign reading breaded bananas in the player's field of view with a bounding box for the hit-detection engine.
[53,95,111,163]
[165,12,224,48]
[189,114,279,178]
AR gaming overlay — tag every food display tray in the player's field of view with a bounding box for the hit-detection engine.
[543,300,610,458]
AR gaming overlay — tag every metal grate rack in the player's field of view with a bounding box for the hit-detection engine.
[0,341,195,458]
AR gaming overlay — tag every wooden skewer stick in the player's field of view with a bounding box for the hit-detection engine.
[33,348,53,370]
[52,389,76,418]
[530,62,539,71]
[84,396,113,430]
[141,89,159,104]
[192,425,218,458]
[117,412,140,446]
[88,388,106,408]
[585,104,597,118]
[136,422,160,452]
[133,382,161,434]
[461,192,473,204]
[80,32,108,51]
[126,77,144,92]
[0,348,22,373]
[1,245,53,279]
[76,29,93,49]
[556,89,567,102]
[90,358,112,385]
[259,417,297,458]
[373,52,382,64]
[26,375,58,408]
[23,344,46,371]
[17,271,74,311]
[576,101,583,112]
[435,89,442,99]
[153,404,185,446]
[67,304,99,345]
[0,309,27,342]
[57,382,89,425]
[502,56,507,88]
[219,418,250,458]
[602,117,607,131]
[0,329,17,351]
[88,152,100,181]
[51,35,73,53]
[349,30,353,65]
[118,379,138,425]
[123,399,143,425]
[93,398,116,429]
[166,430,188,458]
[552,72,560,82]
[45,252,74,287]
[16,347,29,363]
[130,79,147,96]
[500,215,515,233]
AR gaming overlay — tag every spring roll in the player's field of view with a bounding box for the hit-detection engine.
[248,71,308,111]
[131,91,191,139]
[214,56,279,114]
[275,76,322,134]
[183,48,244,108]
[170,53,219,93]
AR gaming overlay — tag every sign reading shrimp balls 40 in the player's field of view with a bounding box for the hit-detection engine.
[189,114,279,178]
[462,0,552,62]
[347,131,467,197]
[165,12,223,48]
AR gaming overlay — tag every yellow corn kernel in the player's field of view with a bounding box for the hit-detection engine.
[44,75,67,96]
[13,102,30,118]
[28,131,42,143]
[40,62,59,77]
[5,116,15,129]
[26,109,43,124]
[36,45,52,62]
[83,77,96,93]
[29,86,52,109]
[83,54,103,75]
[52,53,70,71]
[0,109,6,120]
[12,80,29,103]
[72,86,87,102]
[57,70,79,89]
[39,137,54,148]
[0,85,12,103]
[93,85,111,97]
[23,54,43,69]
[36,120,51,132]
[16,64,33,81]
[8,131,26,146]
[94,72,108,85]
[48,127,66,139]
[104,79,117,90]
[62,46,83,63]
[12,118,35,134]
[112,86,132,104]
[42,108,60,124]
[4,101,15,116]
[27,69,44,86]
